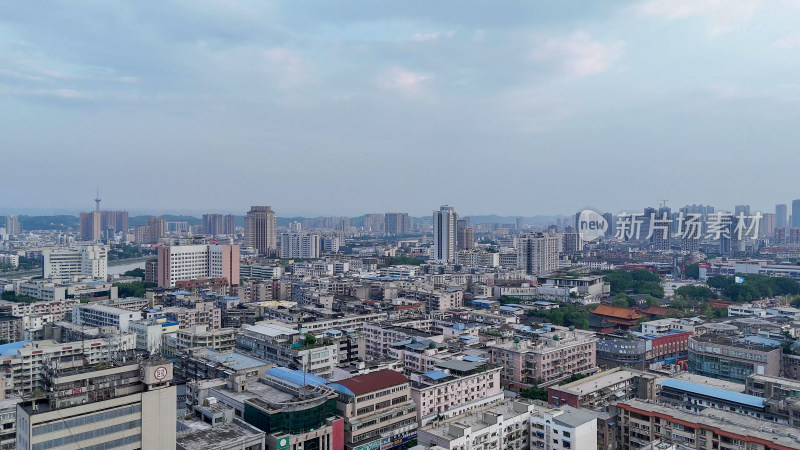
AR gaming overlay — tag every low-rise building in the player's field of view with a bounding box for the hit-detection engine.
[0,335,136,396]
[488,326,597,387]
[72,303,142,332]
[329,370,417,450]
[547,367,657,409]
[418,399,597,450]
[688,334,782,383]
[618,399,800,450]
[236,322,339,378]
[410,360,502,426]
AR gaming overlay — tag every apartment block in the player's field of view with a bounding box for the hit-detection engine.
[618,399,800,450]
[16,359,176,450]
[72,304,143,332]
[688,334,782,384]
[329,370,418,450]
[488,326,597,387]
[157,244,240,288]
[410,360,503,426]
[42,246,108,283]
[0,335,136,396]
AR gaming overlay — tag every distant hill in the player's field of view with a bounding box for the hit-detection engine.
[5,215,80,231]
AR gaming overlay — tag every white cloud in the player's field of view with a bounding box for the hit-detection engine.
[407,30,455,42]
[772,32,800,49]
[635,0,763,36]
[377,67,431,96]
[532,32,625,77]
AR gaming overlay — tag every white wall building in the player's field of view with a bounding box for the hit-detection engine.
[418,400,597,450]
[280,233,320,259]
[42,246,108,283]
[72,304,143,332]
[433,205,458,262]
[517,233,558,275]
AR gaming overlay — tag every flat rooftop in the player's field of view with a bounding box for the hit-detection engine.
[621,400,800,448]
[177,420,263,450]
[555,370,638,396]
[667,372,745,392]
[200,349,269,372]
[422,399,555,437]
[211,381,295,405]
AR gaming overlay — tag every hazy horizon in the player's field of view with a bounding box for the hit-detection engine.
[3,1,800,215]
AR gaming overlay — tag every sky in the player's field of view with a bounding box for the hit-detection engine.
[2,0,800,217]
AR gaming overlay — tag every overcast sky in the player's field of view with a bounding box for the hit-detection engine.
[2,0,800,217]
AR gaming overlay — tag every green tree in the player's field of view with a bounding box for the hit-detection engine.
[520,386,548,401]
[684,263,700,279]
[123,268,145,278]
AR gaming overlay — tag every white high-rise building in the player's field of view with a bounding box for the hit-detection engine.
[157,244,240,288]
[280,232,320,259]
[517,232,559,275]
[5,215,21,236]
[42,245,108,283]
[433,205,458,262]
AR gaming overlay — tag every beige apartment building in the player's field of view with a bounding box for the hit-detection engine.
[329,370,418,450]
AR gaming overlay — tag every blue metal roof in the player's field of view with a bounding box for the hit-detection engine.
[0,341,29,356]
[171,291,191,295]
[499,305,521,312]
[265,367,328,388]
[462,355,486,362]
[740,336,782,347]
[423,370,450,381]
[660,379,765,409]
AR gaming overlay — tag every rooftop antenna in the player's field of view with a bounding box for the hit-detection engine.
[95,188,101,212]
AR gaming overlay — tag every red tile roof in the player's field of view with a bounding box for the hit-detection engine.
[637,306,671,316]
[592,304,644,320]
[334,369,408,396]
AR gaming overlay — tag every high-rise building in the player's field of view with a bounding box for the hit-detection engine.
[734,204,751,217]
[134,225,149,243]
[280,232,320,259]
[222,214,235,235]
[515,217,524,231]
[146,217,166,244]
[385,212,411,235]
[203,213,223,235]
[16,359,177,450]
[363,213,385,232]
[456,226,474,251]
[99,210,129,234]
[602,212,615,237]
[517,232,559,275]
[762,212,776,237]
[203,213,236,235]
[433,205,458,262]
[157,244,240,288]
[777,204,788,228]
[4,215,21,236]
[793,200,800,228]
[43,245,108,282]
[561,231,583,255]
[79,211,102,241]
[244,206,277,255]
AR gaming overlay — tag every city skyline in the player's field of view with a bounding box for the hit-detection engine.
[2,198,800,221]
[3,1,800,214]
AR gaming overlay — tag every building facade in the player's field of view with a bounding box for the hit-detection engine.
[157,244,240,288]
[245,206,277,255]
